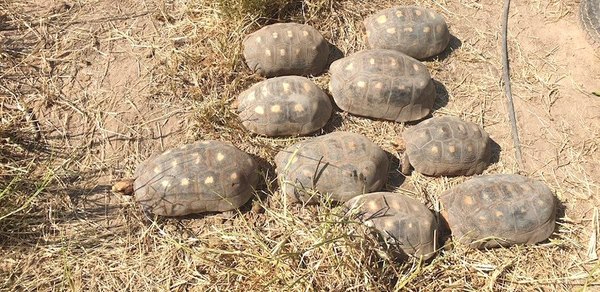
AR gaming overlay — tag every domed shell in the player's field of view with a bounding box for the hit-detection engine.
[242,23,329,77]
[402,116,492,176]
[275,132,389,203]
[329,49,435,122]
[439,174,557,249]
[133,141,259,216]
[237,76,332,137]
[364,6,450,59]
[346,192,438,260]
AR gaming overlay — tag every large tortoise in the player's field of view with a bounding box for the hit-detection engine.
[242,23,330,77]
[236,76,332,137]
[364,6,450,60]
[402,116,492,176]
[329,49,436,122]
[112,141,259,216]
[439,174,557,249]
[275,132,389,203]
[346,192,438,260]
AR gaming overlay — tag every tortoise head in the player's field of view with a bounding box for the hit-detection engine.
[112,178,135,196]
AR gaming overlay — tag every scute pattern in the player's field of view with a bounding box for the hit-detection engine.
[403,116,492,176]
[364,6,450,59]
[133,141,258,216]
[345,192,438,260]
[242,23,329,77]
[440,174,557,249]
[275,132,389,203]
[329,49,435,122]
[237,76,332,137]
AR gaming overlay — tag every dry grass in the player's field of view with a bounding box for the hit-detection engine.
[1,0,599,290]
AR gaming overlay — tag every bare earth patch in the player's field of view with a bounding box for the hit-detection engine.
[1,0,599,290]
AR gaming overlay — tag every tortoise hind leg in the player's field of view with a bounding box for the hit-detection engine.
[401,153,413,175]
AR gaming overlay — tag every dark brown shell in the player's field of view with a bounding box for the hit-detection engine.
[364,6,450,59]
[242,23,329,77]
[402,116,492,176]
[440,174,557,249]
[237,76,332,137]
[346,192,438,260]
[329,49,435,122]
[274,132,389,203]
[133,141,258,216]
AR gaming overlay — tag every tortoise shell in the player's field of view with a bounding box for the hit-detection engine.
[402,116,492,176]
[275,131,389,203]
[242,23,329,77]
[237,76,332,137]
[329,49,435,122]
[132,141,258,216]
[345,192,438,260]
[440,174,557,249]
[364,6,450,60]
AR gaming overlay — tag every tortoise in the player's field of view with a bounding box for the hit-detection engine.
[580,0,600,45]
[112,141,259,216]
[329,49,435,123]
[242,23,330,77]
[401,116,492,176]
[236,76,332,137]
[364,6,450,60]
[439,174,557,249]
[345,192,438,260]
[275,131,389,203]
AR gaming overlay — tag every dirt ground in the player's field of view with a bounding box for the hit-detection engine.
[1,0,599,290]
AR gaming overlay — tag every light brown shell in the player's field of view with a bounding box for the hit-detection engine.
[402,116,492,176]
[237,76,332,137]
[275,132,389,203]
[242,23,329,77]
[440,174,557,249]
[364,6,450,59]
[329,49,435,122]
[346,192,438,260]
[132,141,258,216]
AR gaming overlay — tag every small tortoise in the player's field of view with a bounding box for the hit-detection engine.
[236,76,332,137]
[364,6,450,60]
[112,141,259,216]
[275,131,389,203]
[439,174,557,249]
[346,192,438,260]
[242,23,330,77]
[580,0,600,45]
[329,49,435,122]
[401,116,492,176]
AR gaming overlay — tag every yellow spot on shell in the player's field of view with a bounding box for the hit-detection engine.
[161,180,171,187]
[431,146,439,154]
[303,82,312,92]
[180,144,188,149]
[294,104,305,112]
[386,27,396,34]
[345,63,354,71]
[415,9,422,16]
[384,220,395,228]
[467,145,473,152]
[246,91,256,101]
[374,82,383,89]
[463,196,474,205]
[436,25,444,33]
[376,15,387,24]
[271,104,282,113]
[180,178,190,186]
[357,81,366,88]
[230,172,238,180]
[153,166,161,174]
[217,153,225,161]
[279,49,286,56]
[429,12,437,18]
[256,36,262,43]
[287,30,293,37]
[204,176,214,184]
[412,64,420,71]
[171,160,178,167]
[448,145,456,153]
[282,82,290,93]
[302,30,309,37]
[495,211,504,217]
[369,58,375,65]
[265,49,271,56]
[395,10,403,17]
[368,200,379,210]
[255,106,265,115]
[272,32,278,39]
[404,27,413,32]
[407,223,413,228]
